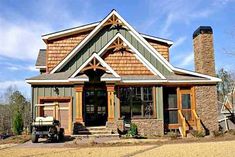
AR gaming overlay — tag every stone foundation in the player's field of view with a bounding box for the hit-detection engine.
[131,119,164,136]
[195,85,219,134]
[106,119,164,136]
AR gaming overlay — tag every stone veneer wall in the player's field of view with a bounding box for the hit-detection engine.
[106,119,164,136]
[193,32,215,76]
[195,85,218,134]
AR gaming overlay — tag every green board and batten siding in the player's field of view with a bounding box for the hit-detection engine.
[59,26,172,76]
[32,86,76,121]
[32,85,164,121]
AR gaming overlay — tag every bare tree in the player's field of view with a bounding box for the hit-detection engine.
[217,68,235,102]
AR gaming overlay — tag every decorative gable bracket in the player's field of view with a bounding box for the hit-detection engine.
[70,53,120,78]
[103,14,125,27]
[81,58,107,72]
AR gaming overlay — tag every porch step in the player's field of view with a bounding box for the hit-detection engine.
[74,126,118,139]
[85,126,107,130]
[77,130,112,135]
[71,133,120,139]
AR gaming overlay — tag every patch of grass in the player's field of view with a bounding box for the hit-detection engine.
[0,135,30,144]
[212,130,224,137]
[166,131,179,139]
[191,130,205,138]
[227,129,235,135]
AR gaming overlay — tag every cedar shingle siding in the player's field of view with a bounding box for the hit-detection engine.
[46,28,170,73]
[147,40,170,61]
[103,50,153,75]
[47,31,91,72]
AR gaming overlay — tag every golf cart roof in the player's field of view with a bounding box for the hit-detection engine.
[34,103,59,107]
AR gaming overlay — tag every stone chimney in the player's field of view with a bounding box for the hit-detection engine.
[193,26,215,76]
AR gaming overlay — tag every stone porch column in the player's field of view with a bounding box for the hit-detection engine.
[75,85,84,122]
[107,85,115,122]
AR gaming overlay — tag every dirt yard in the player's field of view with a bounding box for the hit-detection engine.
[1,140,235,157]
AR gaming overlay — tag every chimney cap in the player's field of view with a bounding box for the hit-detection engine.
[193,26,213,38]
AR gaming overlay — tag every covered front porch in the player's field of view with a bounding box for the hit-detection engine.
[73,82,201,137]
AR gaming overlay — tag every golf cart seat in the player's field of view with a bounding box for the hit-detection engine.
[32,116,54,126]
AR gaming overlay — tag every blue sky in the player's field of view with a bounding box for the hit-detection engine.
[0,0,234,99]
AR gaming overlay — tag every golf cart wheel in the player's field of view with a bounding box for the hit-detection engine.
[54,134,60,142]
[31,134,38,143]
[59,128,65,141]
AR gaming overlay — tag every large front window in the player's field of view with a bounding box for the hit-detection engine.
[119,87,153,118]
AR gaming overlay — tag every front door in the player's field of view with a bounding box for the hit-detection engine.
[85,88,107,126]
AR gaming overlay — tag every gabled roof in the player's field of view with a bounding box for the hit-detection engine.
[70,53,120,79]
[35,49,46,69]
[50,10,174,74]
[95,33,165,79]
[27,10,221,84]
[41,21,173,45]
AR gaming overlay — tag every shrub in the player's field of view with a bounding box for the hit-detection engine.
[127,123,138,137]
[191,130,205,138]
[166,131,178,139]
[227,129,235,135]
[212,130,224,137]
[12,111,23,135]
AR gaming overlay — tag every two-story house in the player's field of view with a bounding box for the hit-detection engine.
[26,10,221,137]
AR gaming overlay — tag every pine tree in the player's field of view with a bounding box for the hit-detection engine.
[12,111,23,135]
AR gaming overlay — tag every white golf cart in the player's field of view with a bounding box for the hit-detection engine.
[31,103,64,143]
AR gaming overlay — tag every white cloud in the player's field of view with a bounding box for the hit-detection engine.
[171,36,187,49]
[213,0,235,6]
[160,13,174,37]
[0,80,31,99]
[146,0,220,37]
[0,1,92,61]
[177,52,194,67]
[0,17,49,60]
[27,66,38,72]
[4,63,37,72]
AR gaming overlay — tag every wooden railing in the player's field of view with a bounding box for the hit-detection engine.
[192,109,201,131]
[178,110,186,137]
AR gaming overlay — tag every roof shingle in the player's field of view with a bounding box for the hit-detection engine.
[35,49,46,67]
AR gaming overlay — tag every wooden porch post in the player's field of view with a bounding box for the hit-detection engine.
[107,85,115,122]
[75,85,84,122]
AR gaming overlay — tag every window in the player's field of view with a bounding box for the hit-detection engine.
[181,93,191,121]
[119,87,153,118]
[164,88,178,124]
[182,94,191,109]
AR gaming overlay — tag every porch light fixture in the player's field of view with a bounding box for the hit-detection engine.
[53,86,59,95]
